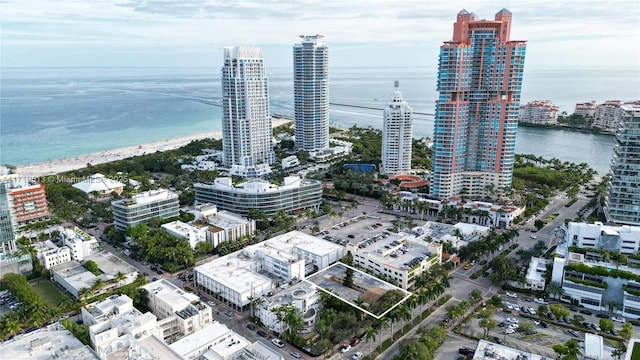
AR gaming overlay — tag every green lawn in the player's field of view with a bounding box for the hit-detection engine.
[633,342,640,360]
[32,280,66,307]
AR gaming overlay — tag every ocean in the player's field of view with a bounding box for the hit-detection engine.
[1,66,638,174]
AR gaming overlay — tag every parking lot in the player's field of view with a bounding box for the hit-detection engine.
[0,290,22,317]
[461,294,626,358]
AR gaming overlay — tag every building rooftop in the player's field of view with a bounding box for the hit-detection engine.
[51,261,98,291]
[169,322,236,357]
[526,257,548,283]
[0,327,99,360]
[113,189,178,207]
[86,252,139,282]
[195,231,343,295]
[72,173,124,194]
[584,333,604,359]
[142,279,201,314]
[472,339,545,360]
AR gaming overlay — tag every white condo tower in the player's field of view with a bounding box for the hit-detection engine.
[293,35,329,152]
[221,47,275,175]
[382,81,413,176]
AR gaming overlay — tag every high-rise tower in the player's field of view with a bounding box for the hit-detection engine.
[604,104,640,226]
[382,81,413,176]
[293,34,329,152]
[431,9,526,199]
[221,47,275,175]
[0,177,17,256]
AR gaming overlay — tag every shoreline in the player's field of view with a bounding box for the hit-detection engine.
[14,118,293,178]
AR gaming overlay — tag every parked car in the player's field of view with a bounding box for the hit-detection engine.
[579,309,593,316]
[563,317,571,324]
[506,317,519,324]
[610,329,619,336]
[547,312,556,321]
[569,305,578,311]
[539,321,549,328]
[568,329,580,337]
[528,308,537,315]
[498,322,506,327]
[505,328,515,334]
[590,323,601,332]
[534,298,548,305]
[506,292,518,299]
[612,316,626,323]
[596,313,609,319]
[271,338,285,348]
[290,351,302,359]
[630,320,640,326]
[480,260,488,266]
[351,351,364,360]
[257,330,267,338]
[340,345,352,353]
[493,336,504,344]
[483,271,490,277]
[520,306,529,314]
[245,323,257,331]
[464,263,472,270]
[458,348,475,356]
[350,338,361,346]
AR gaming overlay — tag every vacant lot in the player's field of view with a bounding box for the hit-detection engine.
[32,280,66,307]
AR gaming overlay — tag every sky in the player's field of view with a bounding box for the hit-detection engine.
[1,0,639,70]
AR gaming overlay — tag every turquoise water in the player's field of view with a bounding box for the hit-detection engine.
[2,66,637,174]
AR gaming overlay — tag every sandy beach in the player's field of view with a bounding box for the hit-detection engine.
[15,118,293,178]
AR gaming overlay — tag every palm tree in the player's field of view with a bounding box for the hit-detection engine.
[2,318,22,339]
[397,304,411,332]
[92,278,106,295]
[546,281,564,300]
[406,294,419,319]
[78,287,92,305]
[563,339,582,360]
[365,326,378,354]
[113,271,127,286]
[374,316,389,349]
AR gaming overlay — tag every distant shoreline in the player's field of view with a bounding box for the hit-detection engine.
[14,118,293,178]
[517,122,615,136]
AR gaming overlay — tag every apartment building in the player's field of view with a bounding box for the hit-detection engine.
[111,189,179,230]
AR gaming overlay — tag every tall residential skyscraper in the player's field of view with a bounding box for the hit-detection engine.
[0,178,18,256]
[604,104,640,226]
[293,34,329,152]
[382,81,413,176]
[431,9,527,199]
[221,47,275,174]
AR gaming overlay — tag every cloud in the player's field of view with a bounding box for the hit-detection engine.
[0,0,638,68]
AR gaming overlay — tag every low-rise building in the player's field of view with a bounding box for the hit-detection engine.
[96,334,183,360]
[524,257,549,291]
[72,173,125,198]
[161,221,206,249]
[281,155,300,169]
[347,232,442,289]
[82,294,163,350]
[60,226,100,261]
[190,204,256,248]
[518,100,559,124]
[112,189,180,230]
[168,322,249,360]
[0,327,99,360]
[194,176,322,217]
[565,222,640,254]
[141,279,213,344]
[472,339,546,360]
[195,230,344,310]
[51,252,138,299]
[257,281,319,334]
[36,240,71,269]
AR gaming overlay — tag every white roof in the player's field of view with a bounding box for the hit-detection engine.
[73,173,124,194]
[584,333,604,359]
[0,328,99,360]
[169,322,235,357]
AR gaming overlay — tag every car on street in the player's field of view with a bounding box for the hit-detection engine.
[208,301,216,306]
[530,234,537,239]
[506,292,518,298]
[245,323,256,331]
[340,345,351,353]
[459,348,475,356]
[290,351,302,359]
[350,338,361,346]
[257,330,267,338]
[224,310,234,317]
[351,351,364,360]
[271,338,285,348]
[612,316,626,323]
